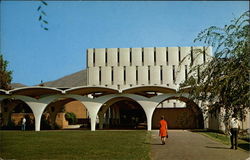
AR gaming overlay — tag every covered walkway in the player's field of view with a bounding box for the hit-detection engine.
[0,85,204,131]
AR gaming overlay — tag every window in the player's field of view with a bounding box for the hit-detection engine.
[203,47,206,63]
[130,48,132,66]
[148,66,150,84]
[93,48,96,67]
[191,47,194,64]
[154,47,156,65]
[185,65,188,80]
[124,66,126,84]
[105,48,108,66]
[166,47,169,65]
[117,48,120,66]
[178,47,181,62]
[111,66,114,85]
[172,65,176,83]
[160,66,163,84]
[99,67,101,85]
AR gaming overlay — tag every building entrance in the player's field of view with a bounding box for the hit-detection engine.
[100,99,146,129]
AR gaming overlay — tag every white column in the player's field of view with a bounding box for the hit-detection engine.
[26,102,47,131]
[82,101,102,131]
[137,101,158,131]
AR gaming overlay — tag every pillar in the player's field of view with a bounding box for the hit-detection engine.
[26,102,47,131]
[138,101,158,131]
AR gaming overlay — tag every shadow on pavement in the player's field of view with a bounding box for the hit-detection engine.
[238,144,250,151]
[144,142,162,145]
[205,146,230,150]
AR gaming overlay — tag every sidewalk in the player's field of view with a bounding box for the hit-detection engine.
[150,130,250,160]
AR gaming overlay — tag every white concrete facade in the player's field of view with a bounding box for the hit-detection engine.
[87,46,212,108]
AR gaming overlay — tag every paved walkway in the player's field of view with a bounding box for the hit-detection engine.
[150,130,250,160]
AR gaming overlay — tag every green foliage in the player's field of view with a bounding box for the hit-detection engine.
[0,54,12,90]
[41,114,51,130]
[65,112,77,125]
[37,0,48,31]
[180,11,250,120]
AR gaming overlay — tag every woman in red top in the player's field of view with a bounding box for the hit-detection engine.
[159,116,168,145]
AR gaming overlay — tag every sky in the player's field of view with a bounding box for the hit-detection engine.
[1,1,249,86]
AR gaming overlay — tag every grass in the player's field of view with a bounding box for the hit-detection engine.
[192,130,250,152]
[0,130,151,160]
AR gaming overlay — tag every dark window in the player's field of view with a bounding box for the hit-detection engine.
[191,47,194,64]
[197,66,200,83]
[105,48,108,66]
[111,66,114,85]
[130,48,132,66]
[166,47,169,65]
[117,48,120,66]
[178,47,181,62]
[203,47,206,63]
[160,65,163,84]
[154,47,156,65]
[51,107,55,112]
[172,65,176,83]
[99,67,101,85]
[173,102,176,108]
[93,48,96,67]
[124,66,126,84]
[148,66,150,84]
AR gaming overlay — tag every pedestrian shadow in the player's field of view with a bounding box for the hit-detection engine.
[238,144,250,151]
[205,146,229,150]
[144,142,162,145]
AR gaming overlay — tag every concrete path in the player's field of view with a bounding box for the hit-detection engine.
[150,130,250,160]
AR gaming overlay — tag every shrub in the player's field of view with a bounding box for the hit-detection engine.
[65,112,77,125]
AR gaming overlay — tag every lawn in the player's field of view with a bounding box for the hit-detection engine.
[0,130,151,160]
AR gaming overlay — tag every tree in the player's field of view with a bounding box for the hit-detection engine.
[37,0,48,31]
[180,11,250,121]
[0,54,13,90]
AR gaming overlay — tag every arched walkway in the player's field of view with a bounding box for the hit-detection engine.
[0,86,205,131]
[152,96,204,129]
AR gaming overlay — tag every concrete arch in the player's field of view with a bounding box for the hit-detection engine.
[0,96,35,129]
[152,94,204,129]
[8,86,63,98]
[0,89,8,95]
[122,85,177,94]
[65,86,119,95]
[37,94,107,131]
[97,96,147,129]
[94,93,159,130]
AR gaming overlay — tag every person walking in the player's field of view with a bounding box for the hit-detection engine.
[230,114,240,149]
[159,116,168,145]
[21,117,26,131]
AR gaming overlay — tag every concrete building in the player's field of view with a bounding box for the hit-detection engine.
[0,46,249,132]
